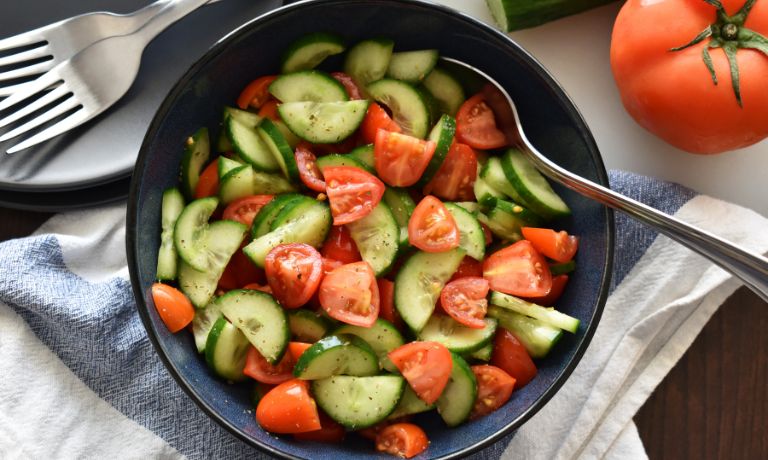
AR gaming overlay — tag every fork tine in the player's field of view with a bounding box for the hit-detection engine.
[0,71,60,111]
[0,29,46,54]
[0,45,49,67]
[0,61,54,82]
[6,108,91,154]
[0,94,79,143]
[0,84,70,130]
[0,80,37,97]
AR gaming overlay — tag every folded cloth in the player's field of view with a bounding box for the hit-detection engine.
[1,171,766,459]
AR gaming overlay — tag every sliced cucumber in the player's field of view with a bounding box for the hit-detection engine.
[180,128,210,200]
[252,170,298,195]
[382,187,415,249]
[386,49,439,83]
[173,197,219,271]
[274,120,301,149]
[419,114,456,186]
[388,386,435,420]
[226,115,281,172]
[251,193,304,239]
[481,156,526,205]
[469,343,493,362]
[436,353,477,427]
[270,195,321,230]
[332,319,405,373]
[218,156,244,179]
[313,375,405,429]
[218,289,289,364]
[288,309,330,342]
[348,144,375,171]
[224,106,261,127]
[454,201,480,214]
[343,38,394,88]
[281,32,345,73]
[205,317,250,382]
[269,70,348,103]
[490,291,580,333]
[315,153,370,174]
[550,260,576,276]
[219,165,254,204]
[418,315,498,354]
[488,306,562,358]
[479,197,540,241]
[156,188,184,281]
[279,100,369,144]
[422,67,466,116]
[192,301,222,353]
[474,175,506,206]
[367,79,430,139]
[216,129,233,153]
[294,334,379,379]
[445,203,485,261]
[395,248,466,332]
[346,201,399,276]
[501,149,570,219]
[257,118,300,181]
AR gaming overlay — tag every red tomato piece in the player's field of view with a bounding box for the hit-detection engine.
[288,342,313,361]
[258,99,280,121]
[265,243,324,309]
[481,222,493,246]
[423,142,477,201]
[324,166,385,225]
[151,283,194,333]
[374,130,436,187]
[321,257,344,275]
[408,195,460,253]
[377,278,403,329]
[242,283,272,294]
[321,225,362,264]
[222,195,275,227]
[388,341,453,405]
[294,412,346,443]
[523,274,569,307]
[331,72,364,100]
[449,256,484,282]
[237,75,277,110]
[319,261,379,327]
[243,346,295,385]
[193,161,219,199]
[375,423,429,459]
[521,227,579,263]
[295,143,326,192]
[469,365,516,419]
[456,93,507,150]
[491,328,537,389]
[256,379,321,434]
[362,103,401,144]
[440,277,489,329]
[483,240,552,297]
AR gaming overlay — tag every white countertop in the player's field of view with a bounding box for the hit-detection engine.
[439,1,768,216]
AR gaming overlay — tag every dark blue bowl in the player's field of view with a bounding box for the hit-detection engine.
[127,0,614,458]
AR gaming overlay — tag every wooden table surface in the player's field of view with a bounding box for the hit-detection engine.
[0,205,765,458]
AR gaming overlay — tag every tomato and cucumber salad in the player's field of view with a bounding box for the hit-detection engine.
[151,33,584,458]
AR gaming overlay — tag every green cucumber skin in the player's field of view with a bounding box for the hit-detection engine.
[550,260,576,276]
[485,0,616,32]
[217,289,289,364]
[332,319,405,373]
[312,375,405,429]
[419,114,456,187]
[490,291,580,333]
[269,70,349,103]
[488,306,563,358]
[366,79,430,139]
[288,309,330,342]
[417,315,498,354]
[180,128,210,200]
[257,118,300,182]
[293,334,379,379]
[386,49,439,83]
[281,32,346,73]
[250,194,304,239]
[445,202,486,261]
[500,149,570,219]
[436,353,477,427]
[156,187,185,281]
[346,201,400,276]
[173,197,219,272]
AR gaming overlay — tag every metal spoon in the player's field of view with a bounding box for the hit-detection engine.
[441,57,768,303]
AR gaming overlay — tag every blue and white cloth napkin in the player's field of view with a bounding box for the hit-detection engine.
[1,171,767,459]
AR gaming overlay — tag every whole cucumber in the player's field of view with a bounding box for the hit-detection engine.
[486,0,617,32]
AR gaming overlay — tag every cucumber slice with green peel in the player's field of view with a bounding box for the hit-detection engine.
[180,128,210,200]
[550,260,576,276]
[348,144,376,171]
[205,317,250,381]
[257,118,300,181]
[218,156,244,179]
[453,201,480,214]
[488,306,563,358]
[417,315,498,354]
[250,193,304,239]
[226,115,281,172]
[436,353,477,427]
[192,301,222,353]
[388,386,435,420]
[274,120,301,148]
[252,170,298,195]
[382,187,415,249]
[313,375,405,429]
[177,220,247,307]
[218,289,289,364]
[479,197,541,241]
[468,342,493,362]
[288,309,330,342]
[500,149,570,219]
[386,49,439,83]
[395,248,466,332]
[367,79,430,139]
[219,165,254,204]
[343,38,394,88]
[224,106,261,127]
[332,319,405,373]
[173,197,219,271]
[281,32,345,73]
[346,201,400,276]
[481,156,527,205]
[156,188,184,281]
[418,114,456,186]
[315,153,370,174]
[270,196,321,231]
[244,200,332,267]
[422,67,466,116]
[474,175,506,206]
[293,334,379,379]
[279,100,369,144]
[216,129,233,153]
[490,291,580,333]
[445,202,486,261]
[269,70,349,103]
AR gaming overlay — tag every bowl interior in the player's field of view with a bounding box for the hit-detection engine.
[128,1,613,458]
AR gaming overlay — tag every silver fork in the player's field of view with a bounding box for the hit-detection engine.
[0,0,211,153]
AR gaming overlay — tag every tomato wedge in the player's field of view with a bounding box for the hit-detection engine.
[408,195,460,253]
[193,161,219,199]
[294,412,346,443]
[377,278,403,329]
[388,341,453,405]
[375,423,429,459]
[374,130,436,187]
[258,99,280,121]
[440,277,489,329]
[319,261,379,327]
[244,346,295,385]
[324,166,385,225]
[265,243,323,309]
[455,93,507,150]
[331,72,363,100]
[256,379,321,433]
[483,240,552,297]
[321,257,344,275]
[491,328,537,389]
[222,195,274,227]
[237,75,277,109]
[469,365,516,419]
[321,225,362,264]
[243,283,272,294]
[295,143,326,192]
[151,283,194,333]
[362,103,401,144]
[521,227,579,263]
[523,274,569,307]
[288,341,313,361]
[423,142,477,201]
[449,255,484,282]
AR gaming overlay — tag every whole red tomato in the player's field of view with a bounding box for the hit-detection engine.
[610,0,768,154]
